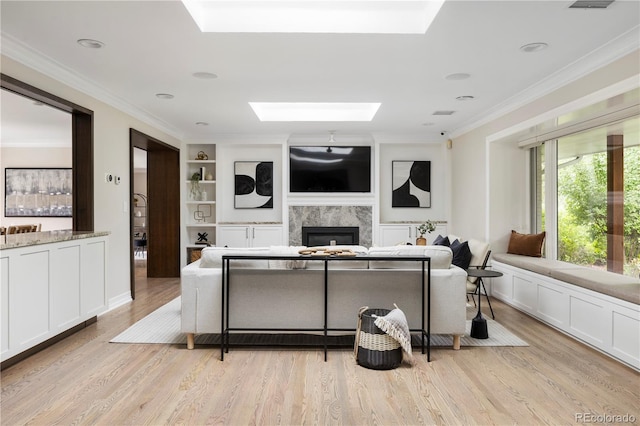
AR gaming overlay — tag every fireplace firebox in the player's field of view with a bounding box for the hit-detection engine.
[302,226,359,247]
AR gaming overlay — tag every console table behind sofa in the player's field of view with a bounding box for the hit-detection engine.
[491,253,640,371]
[221,254,432,361]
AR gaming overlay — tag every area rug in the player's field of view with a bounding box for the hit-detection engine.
[110,297,528,347]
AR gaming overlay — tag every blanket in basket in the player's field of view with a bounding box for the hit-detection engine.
[373,305,412,358]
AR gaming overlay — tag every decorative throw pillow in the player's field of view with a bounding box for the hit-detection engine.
[507,230,546,257]
[432,234,450,247]
[450,239,472,270]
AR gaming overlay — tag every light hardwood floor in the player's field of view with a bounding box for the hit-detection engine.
[2,270,638,425]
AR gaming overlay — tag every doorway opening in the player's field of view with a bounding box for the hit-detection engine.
[130,129,180,299]
[133,147,148,280]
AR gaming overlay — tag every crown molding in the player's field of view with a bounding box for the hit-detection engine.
[0,33,184,140]
[451,25,640,139]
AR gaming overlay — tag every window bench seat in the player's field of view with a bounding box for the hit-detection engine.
[490,253,639,371]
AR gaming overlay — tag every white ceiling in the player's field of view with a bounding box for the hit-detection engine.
[1,0,639,142]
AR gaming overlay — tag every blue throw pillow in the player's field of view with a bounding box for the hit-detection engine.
[450,239,472,270]
[432,234,450,247]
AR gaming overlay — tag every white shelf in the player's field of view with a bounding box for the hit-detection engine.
[186,160,216,164]
[184,143,217,258]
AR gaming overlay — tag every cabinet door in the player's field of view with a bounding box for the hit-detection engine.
[379,225,413,246]
[218,226,250,247]
[252,226,283,247]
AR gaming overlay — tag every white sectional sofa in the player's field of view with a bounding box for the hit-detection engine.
[181,245,468,350]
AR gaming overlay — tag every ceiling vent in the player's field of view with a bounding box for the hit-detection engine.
[432,110,456,116]
[569,1,614,9]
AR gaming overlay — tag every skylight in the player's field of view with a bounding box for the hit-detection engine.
[181,1,445,34]
[249,102,381,122]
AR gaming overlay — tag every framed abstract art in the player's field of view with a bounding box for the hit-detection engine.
[4,168,73,217]
[234,161,273,209]
[392,161,431,208]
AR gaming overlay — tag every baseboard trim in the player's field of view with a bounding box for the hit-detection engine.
[1,317,97,370]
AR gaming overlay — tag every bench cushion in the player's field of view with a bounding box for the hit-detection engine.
[493,253,640,305]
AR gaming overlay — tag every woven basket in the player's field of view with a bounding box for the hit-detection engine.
[355,308,402,370]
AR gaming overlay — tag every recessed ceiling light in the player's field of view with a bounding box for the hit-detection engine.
[432,110,456,116]
[77,38,105,49]
[249,102,381,122]
[456,95,475,101]
[181,0,445,34]
[520,42,548,53]
[33,101,44,106]
[155,93,175,100]
[195,121,209,126]
[445,73,471,81]
[192,72,218,79]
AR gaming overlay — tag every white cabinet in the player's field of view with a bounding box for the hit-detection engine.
[378,223,447,246]
[218,225,283,248]
[183,144,217,257]
[492,260,640,370]
[1,234,107,363]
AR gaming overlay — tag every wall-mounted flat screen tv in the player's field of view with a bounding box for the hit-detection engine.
[289,146,371,193]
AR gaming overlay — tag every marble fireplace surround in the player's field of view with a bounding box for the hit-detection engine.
[289,205,373,247]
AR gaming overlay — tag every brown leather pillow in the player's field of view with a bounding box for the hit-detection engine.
[507,230,545,257]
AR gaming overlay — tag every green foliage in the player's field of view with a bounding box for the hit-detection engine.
[557,146,640,277]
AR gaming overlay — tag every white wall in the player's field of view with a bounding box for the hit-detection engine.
[1,55,182,308]
[0,147,73,231]
[451,50,640,252]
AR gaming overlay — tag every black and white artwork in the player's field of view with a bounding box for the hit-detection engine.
[392,161,431,208]
[234,161,273,209]
[4,168,73,217]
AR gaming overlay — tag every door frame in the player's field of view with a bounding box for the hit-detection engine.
[129,129,180,298]
[1,74,94,231]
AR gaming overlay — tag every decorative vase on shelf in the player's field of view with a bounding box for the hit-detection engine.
[189,173,202,201]
[416,236,427,245]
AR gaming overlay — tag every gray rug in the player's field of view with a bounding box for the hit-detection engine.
[110,297,528,347]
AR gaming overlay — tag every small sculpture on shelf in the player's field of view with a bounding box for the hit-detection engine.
[416,220,436,245]
[196,232,209,245]
[195,151,208,160]
[193,204,212,223]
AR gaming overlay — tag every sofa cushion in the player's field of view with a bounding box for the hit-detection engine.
[450,239,472,270]
[507,230,545,257]
[200,246,270,269]
[368,245,452,269]
[268,246,307,269]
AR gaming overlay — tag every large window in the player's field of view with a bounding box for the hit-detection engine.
[533,116,640,278]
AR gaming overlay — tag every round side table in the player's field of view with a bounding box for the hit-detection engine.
[465,269,503,339]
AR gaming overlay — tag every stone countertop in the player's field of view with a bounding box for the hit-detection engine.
[1,230,110,250]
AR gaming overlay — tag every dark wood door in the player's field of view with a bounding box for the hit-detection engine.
[146,148,180,277]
